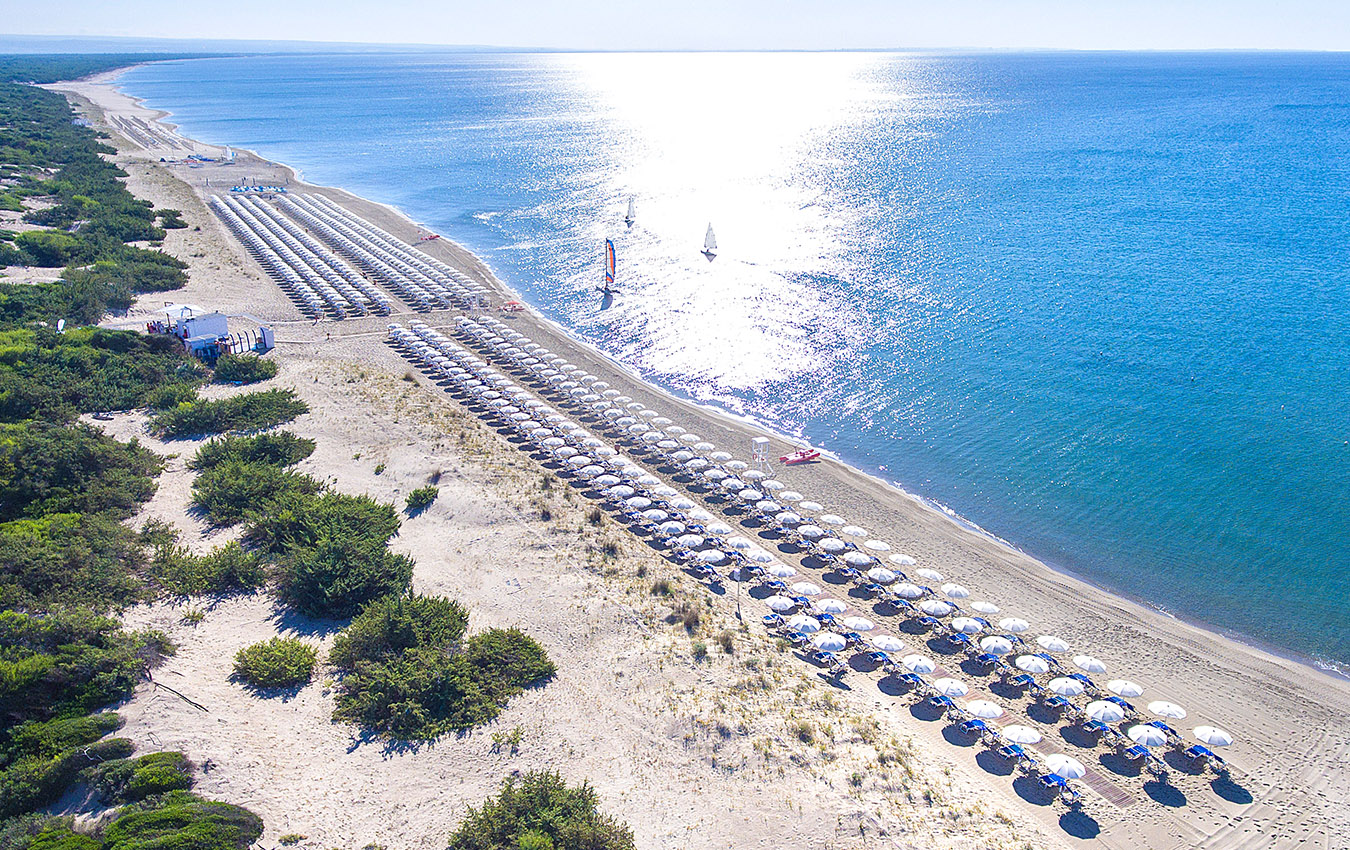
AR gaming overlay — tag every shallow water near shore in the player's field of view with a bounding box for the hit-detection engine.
[119,51,1350,669]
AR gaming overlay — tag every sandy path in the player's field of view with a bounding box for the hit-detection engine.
[41,67,1350,850]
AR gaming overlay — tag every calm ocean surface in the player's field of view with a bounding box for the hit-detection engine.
[120,52,1350,669]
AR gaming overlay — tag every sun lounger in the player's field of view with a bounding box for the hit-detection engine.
[970,652,1000,671]
[762,613,784,630]
[842,631,866,648]
[861,582,887,598]
[958,718,989,737]
[1038,773,1081,804]
[1003,672,1036,692]
[1181,744,1225,772]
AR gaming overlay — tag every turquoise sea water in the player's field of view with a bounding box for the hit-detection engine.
[120,52,1350,670]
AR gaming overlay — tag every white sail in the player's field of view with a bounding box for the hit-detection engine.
[625,197,636,222]
[704,224,717,252]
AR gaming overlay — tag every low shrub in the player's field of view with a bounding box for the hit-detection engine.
[0,816,101,850]
[232,637,317,689]
[328,594,467,670]
[93,751,194,803]
[275,539,413,620]
[404,486,438,513]
[101,791,263,850]
[213,355,277,385]
[151,389,308,438]
[189,431,315,472]
[446,770,633,850]
[143,383,199,411]
[147,540,268,597]
[190,459,322,527]
[0,737,134,818]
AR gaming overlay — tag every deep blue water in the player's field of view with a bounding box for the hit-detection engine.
[120,52,1350,669]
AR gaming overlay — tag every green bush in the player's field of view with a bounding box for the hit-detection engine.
[0,512,145,611]
[156,209,187,229]
[331,600,552,740]
[189,459,321,527]
[0,609,173,727]
[144,383,199,411]
[102,791,263,850]
[404,486,438,513]
[147,540,267,597]
[446,771,634,850]
[0,737,134,819]
[94,751,194,803]
[188,431,315,472]
[328,594,468,670]
[232,637,317,689]
[250,490,401,554]
[0,421,162,522]
[212,355,276,385]
[151,389,309,439]
[276,540,414,620]
[4,713,123,767]
[0,816,101,850]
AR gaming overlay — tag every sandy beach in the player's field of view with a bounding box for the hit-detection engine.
[41,67,1350,850]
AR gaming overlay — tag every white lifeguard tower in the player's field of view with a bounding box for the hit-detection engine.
[751,437,771,472]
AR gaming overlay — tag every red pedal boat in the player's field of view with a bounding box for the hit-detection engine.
[780,448,821,465]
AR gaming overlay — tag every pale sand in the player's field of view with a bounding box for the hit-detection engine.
[39,69,1350,850]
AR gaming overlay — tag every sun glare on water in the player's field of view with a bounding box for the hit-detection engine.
[541,52,904,397]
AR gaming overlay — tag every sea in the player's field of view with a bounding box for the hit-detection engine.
[119,51,1350,671]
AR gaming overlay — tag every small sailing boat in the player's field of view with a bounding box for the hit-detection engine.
[624,197,636,226]
[702,223,717,260]
[596,238,619,295]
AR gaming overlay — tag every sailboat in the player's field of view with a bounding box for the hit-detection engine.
[596,238,618,295]
[702,223,717,260]
[624,197,636,226]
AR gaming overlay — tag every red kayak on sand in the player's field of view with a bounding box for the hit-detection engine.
[780,448,821,465]
[499,300,525,313]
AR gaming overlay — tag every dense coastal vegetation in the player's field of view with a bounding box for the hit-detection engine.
[0,53,614,848]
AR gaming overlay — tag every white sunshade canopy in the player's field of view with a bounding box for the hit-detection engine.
[1045,754,1086,779]
[765,595,796,612]
[1193,726,1234,748]
[788,614,821,633]
[1036,635,1071,653]
[1001,725,1042,745]
[1048,677,1085,697]
[871,635,905,652]
[812,632,847,653]
[902,654,936,674]
[1085,700,1126,723]
[1127,724,1169,747]
[1015,654,1051,674]
[813,598,848,614]
[932,677,969,697]
[965,700,1004,719]
[1074,655,1108,674]
[1108,680,1145,698]
[1148,701,1188,720]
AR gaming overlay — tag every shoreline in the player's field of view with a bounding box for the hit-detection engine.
[47,66,1350,848]
[95,62,1350,683]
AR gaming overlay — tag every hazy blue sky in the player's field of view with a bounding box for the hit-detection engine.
[7,0,1350,51]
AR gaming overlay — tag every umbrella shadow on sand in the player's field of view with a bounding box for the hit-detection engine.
[1210,774,1253,804]
[974,750,1017,776]
[1143,779,1188,808]
[1059,809,1101,840]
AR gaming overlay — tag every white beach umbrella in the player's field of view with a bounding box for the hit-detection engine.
[744,470,767,482]
[707,522,733,536]
[719,478,746,491]
[999,618,1031,633]
[737,488,764,502]
[1015,654,1051,674]
[813,632,847,653]
[949,617,985,635]
[966,700,1004,720]
[726,536,754,551]
[1148,701,1188,720]
[863,540,891,553]
[759,478,782,490]
[788,614,821,634]
[688,509,715,523]
[1193,726,1234,748]
[818,514,845,526]
[696,550,725,564]
[932,678,969,697]
[797,524,825,539]
[902,654,937,674]
[625,496,652,510]
[892,582,925,599]
[650,485,678,498]
[840,525,869,538]
[774,511,803,526]
[866,567,898,584]
[696,463,720,476]
[842,616,875,632]
[1074,655,1108,674]
[843,551,874,567]
[889,553,917,567]
[797,501,824,513]
[914,568,944,582]
[745,549,776,564]
[669,497,697,511]
[607,485,636,499]
[1045,754,1086,779]
[1127,725,1168,747]
[635,474,661,486]
[755,500,783,514]
[579,465,605,478]
[918,599,953,617]
[684,458,709,470]
[765,595,796,612]
[979,635,1014,655]
[1001,725,1042,745]
[1048,677,1085,697]
[592,474,621,487]
[707,450,732,461]
[768,564,798,579]
[657,521,685,536]
[970,601,1000,615]
[813,598,848,614]
[778,490,803,502]
[1036,635,1071,653]
[674,534,704,549]
[725,460,749,472]
[942,583,971,599]
[791,582,822,597]
[1085,700,1126,723]
[1107,680,1144,698]
[871,635,905,653]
